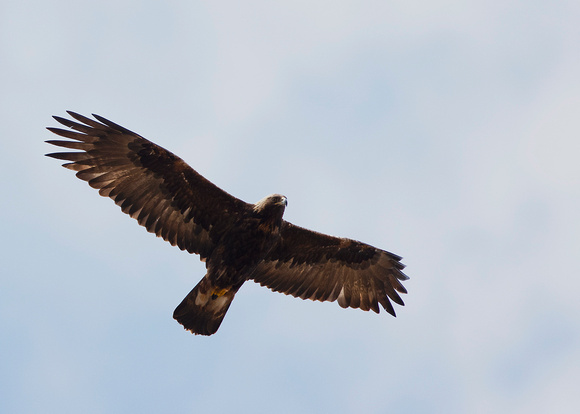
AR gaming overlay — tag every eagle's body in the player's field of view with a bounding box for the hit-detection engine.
[46,112,409,335]
[174,194,287,335]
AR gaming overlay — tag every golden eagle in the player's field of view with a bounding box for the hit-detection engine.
[46,112,409,335]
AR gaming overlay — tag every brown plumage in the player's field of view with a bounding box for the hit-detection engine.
[46,111,409,336]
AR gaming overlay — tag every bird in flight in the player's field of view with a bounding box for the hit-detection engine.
[46,112,409,335]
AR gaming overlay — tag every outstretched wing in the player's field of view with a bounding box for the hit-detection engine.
[46,111,250,258]
[251,222,408,316]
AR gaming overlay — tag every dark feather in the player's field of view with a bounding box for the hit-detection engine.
[46,112,251,258]
[251,222,408,316]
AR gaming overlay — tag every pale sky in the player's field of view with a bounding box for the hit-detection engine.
[2,1,580,413]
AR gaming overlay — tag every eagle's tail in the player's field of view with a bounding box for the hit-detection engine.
[173,276,239,336]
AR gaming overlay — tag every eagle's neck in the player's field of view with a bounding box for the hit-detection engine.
[256,209,283,233]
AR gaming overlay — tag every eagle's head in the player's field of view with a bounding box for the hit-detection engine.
[253,194,288,219]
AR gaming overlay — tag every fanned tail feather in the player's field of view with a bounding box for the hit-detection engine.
[173,277,237,336]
